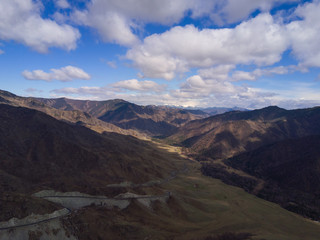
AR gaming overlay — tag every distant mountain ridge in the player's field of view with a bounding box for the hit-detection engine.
[199,106,249,115]
[0,90,143,137]
[35,94,208,136]
[0,90,251,137]
[167,105,248,116]
[0,90,209,137]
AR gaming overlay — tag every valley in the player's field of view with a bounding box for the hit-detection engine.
[171,105,320,221]
[2,1,320,239]
[1,90,320,239]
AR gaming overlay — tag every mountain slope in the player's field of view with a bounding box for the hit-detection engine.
[169,106,320,159]
[36,96,208,136]
[201,106,249,116]
[0,104,178,195]
[1,103,320,239]
[0,90,143,137]
[223,135,320,220]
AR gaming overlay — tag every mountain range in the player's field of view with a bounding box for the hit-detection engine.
[36,96,208,136]
[169,104,320,219]
[169,105,320,159]
[1,89,320,239]
[0,90,249,138]
[0,104,179,193]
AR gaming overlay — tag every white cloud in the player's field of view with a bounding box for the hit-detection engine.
[71,0,201,46]
[232,71,257,81]
[72,3,138,46]
[198,65,235,81]
[180,75,237,96]
[210,0,298,25]
[126,13,288,80]
[0,0,80,53]
[50,77,320,109]
[41,0,320,109]
[50,82,278,109]
[97,0,193,25]
[111,79,166,92]
[70,0,295,46]
[0,49,4,55]
[107,61,117,69]
[53,79,166,96]
[286,0,320,67]
[22,66,91,82]
[231,65,302,81]
[55,0,70,9]
[76,10,139,46]
[52,86,109,96]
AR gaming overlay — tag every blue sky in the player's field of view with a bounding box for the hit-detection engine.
[1,0,320,109]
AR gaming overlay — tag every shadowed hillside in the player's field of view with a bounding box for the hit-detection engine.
[0,104,178,196]
[1,92,320,239]
[169,106,320,159]
[171,105,320,220]
[223,135,320,220]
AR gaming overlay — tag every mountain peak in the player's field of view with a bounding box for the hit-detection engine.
[0,89,17,98]
[260,105,285,111]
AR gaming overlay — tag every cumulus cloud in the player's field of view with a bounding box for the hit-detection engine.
[52,78,166,98]
[55,0,70,9]
[286,0,320,67]
[50,81,279,109]
[198,65,235,81]
[50,75,320,109]
[22,66,91,82]
[232,71,257,81]
[52,86,111,97]
[231,65,303,81]
[180,75,237,96]
[44,0,320,110]
[73,9,139,46]
[111,79,166,92]
[0,0,80,53]
[51,86,173,105]
[126,13,288,80]
[70,0,295,46]
[210,0,298,25]
[71,0,204,46]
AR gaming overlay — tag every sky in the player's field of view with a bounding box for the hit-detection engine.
[1,0,320,109]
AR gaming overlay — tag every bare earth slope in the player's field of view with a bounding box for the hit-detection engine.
[36,96,207,136]
[0,103,178,195]
[0,90,143,137]
[169,106,320,159]
[171,105,320,220]
[1,102,320,239]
